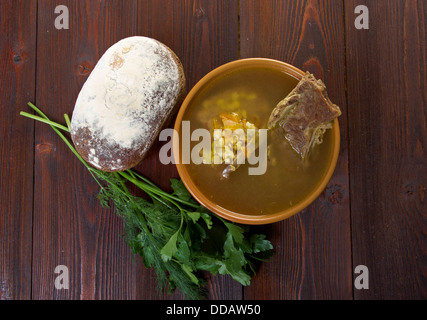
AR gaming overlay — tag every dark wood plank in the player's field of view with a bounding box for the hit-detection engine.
[345,0,427,299]
[135,0,241,299]
[32,0,240,300]
[0,0,37,300]
[32,0,138,299]
[240,0,352,299]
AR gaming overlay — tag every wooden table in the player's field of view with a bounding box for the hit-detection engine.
[1,0,425,300]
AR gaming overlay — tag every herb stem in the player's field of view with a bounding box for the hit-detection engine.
[21,103,96,179]
[118,171,199,209]
[114,172,130,194]
[20,112,70,132]
[64,114,72,131]
[128,170,160,188]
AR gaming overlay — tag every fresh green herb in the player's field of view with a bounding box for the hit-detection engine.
[20,102,274,299]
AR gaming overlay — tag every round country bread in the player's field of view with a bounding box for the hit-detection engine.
[70,36,185,172]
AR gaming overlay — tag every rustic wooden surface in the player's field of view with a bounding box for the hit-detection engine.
[0,0,37,300]
[345,0,427,299]
[240,0,352,299]
[0,0,425,300]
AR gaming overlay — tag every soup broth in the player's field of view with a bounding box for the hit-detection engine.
[183,67,334,215]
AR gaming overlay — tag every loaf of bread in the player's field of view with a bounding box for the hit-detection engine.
[70,36,185,171]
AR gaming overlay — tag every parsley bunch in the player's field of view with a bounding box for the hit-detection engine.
[21,102,274,299]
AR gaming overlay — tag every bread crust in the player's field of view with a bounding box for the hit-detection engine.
[70,36,185,172]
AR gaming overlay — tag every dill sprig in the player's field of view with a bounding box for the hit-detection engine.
[20,102,274,299]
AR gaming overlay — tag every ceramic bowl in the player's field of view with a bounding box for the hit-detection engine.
[173,58,340,224]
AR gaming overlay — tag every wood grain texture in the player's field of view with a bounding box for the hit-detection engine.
[345,0,427,299]
[32,0,240,300]
[2,0,425,301]
[32,0,138,299]
[0,0,37,300]
[240,0,352,299]
[135,0,241,300]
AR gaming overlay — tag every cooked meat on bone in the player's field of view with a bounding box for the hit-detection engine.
[267,72,341,159]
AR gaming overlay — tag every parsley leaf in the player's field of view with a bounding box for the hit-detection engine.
[160,229,180,262]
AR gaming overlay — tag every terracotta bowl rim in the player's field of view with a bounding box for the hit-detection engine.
[173,58,340,225]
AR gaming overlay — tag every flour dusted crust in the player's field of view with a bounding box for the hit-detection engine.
[70,36,185,171]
